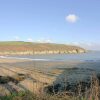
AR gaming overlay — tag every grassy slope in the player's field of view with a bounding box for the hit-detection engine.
[0,41,33,45]
[0,41,85,53]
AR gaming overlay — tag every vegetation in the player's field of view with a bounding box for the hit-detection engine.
[0,91,72,100]
[0,41,85,55]
[0,74,100,100]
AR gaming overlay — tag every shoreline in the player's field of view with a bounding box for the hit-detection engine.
[0,57,100,96]
[0,54,100,62]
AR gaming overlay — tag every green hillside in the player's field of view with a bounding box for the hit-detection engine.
[0,41,86,55]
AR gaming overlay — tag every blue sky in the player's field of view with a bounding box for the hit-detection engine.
[0,0,100,50]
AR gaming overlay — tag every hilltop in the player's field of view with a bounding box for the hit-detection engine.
[0,41,86,55]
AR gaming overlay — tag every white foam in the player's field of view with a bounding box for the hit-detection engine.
[0,56,50,61]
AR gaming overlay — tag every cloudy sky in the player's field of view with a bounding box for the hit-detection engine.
[0,0,100,50]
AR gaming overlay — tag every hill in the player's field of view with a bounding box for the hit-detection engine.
[0,41,86,55]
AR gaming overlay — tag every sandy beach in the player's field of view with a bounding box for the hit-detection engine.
[0,57,100,96]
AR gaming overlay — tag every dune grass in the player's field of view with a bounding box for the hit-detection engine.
[0,74,100,100]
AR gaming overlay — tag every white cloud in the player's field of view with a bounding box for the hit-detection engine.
[45,39,52,43]
[67,42,100,50]
[27,38,33,42]
[65,14,79,23]
[37,39,52,43]
[14,36,20,41]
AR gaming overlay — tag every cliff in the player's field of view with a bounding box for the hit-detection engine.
[0,41,86,55]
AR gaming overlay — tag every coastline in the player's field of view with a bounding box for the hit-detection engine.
[0,41,86,55]
[0,57,100,95]
[0,49,86,55]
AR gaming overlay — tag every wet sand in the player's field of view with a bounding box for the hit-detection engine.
[0,58,100,96]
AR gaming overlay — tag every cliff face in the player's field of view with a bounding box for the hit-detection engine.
[0,41,86,55]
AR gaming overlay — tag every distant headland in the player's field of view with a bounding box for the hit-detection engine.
[0,41,86,55]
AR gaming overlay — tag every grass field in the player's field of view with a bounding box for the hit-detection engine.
[0,41,85,55]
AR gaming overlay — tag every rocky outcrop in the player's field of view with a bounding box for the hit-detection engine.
[0,41,86,55]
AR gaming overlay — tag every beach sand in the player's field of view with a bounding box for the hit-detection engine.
[0,58,100,95]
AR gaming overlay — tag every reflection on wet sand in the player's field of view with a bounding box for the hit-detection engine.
[0,58,100,96]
